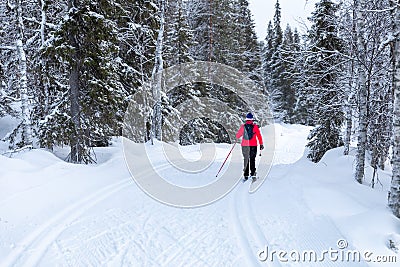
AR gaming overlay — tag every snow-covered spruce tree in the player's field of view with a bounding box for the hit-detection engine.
[177,0,261,144]
[0,3,12,119]
[164,0,193,67]
[305,0,345,163]
[266,0,288,119]
[388,0,400,218]
[0,61,15,118]
[262,21,274,90]
[187,0,260,74]
[186,0,213,62]
[273,24,300,123]
[161,0,195,142]
[0,37,15,119]
[30,1,69,150]
[271,0,283,50]
[117,0,159,143]
[43,0,127,163]
[207,0,237,66]
[232,0,261,79]
[115,0,158,94]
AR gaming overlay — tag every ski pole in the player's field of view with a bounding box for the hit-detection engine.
[215,142,237,177]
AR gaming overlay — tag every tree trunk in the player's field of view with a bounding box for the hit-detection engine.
[16,0,32,147]
[354,0,368,184]
[344,5,357,156]
[151,0,165,142]
[344,108,352,155]
[68,0,83,163]
[389,0,400,218]
[69,61,83,163]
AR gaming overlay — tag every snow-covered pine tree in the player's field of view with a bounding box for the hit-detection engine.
[305,0,345,163]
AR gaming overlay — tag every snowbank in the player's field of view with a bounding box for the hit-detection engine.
[0,123,399,266]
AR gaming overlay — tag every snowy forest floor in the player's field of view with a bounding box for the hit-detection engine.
[0,123,400,266]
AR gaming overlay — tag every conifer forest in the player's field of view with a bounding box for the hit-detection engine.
[1,0,400,219]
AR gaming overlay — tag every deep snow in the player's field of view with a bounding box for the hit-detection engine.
[0,123,399,266]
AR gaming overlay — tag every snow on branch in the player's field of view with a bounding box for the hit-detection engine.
[0,46,16,50]
[379,32,399,51]
[7,0,16,10]
[22,16,58,30]
[362,7,396,13]
[304,46,354,61]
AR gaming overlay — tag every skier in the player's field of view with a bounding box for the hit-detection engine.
[236,113,264,181]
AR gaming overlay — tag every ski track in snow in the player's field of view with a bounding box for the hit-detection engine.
[255,172,369,267]
[2,178,133,267]
[1,159,185,267]
[231,181,282,267]
[10,183,237,266]
[2,124,392,266]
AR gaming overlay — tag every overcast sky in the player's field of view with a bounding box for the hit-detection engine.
[249,0,319,40]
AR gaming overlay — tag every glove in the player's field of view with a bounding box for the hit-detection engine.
[260,144,264,150]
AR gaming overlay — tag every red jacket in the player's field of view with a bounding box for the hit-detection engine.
[236,121,263,147]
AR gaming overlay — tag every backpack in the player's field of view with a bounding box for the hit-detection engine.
[243,124,254,140]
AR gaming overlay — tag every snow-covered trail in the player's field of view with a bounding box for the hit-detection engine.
[254,162,369,267]
[230,180,281,267]
[1,123,399,266]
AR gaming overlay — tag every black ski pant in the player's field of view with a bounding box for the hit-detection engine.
[242,146,257,177]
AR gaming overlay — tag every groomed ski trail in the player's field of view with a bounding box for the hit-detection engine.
[231,181,281,267]
[254,167,369,267]
[1,160,180,267]
[1,178,133,267]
